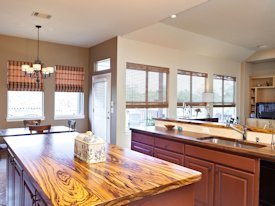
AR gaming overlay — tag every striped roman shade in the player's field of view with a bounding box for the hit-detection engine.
[55,65,84,92]
[7,60,43,91]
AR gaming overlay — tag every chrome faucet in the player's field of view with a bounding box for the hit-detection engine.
[264,121,275,147]
[226,122,248,141]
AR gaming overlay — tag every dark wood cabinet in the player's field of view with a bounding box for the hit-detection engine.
[185,156,214,206]
[22,173,36,206]
[131,141,154,156]
[7,150,46,206]
[215,164,254,206]
[154,148,184,165]
[131,130,260,206]
[186,145,259,206]
[7,151,23,206]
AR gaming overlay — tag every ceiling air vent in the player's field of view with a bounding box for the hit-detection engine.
[32,12,52,19]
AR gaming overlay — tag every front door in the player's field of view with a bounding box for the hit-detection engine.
[91,73,111,143]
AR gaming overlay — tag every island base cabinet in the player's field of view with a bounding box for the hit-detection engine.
[185,156,214,206]
[129,184,196,206]
[7,151,46,206]
[215,165,254,206]
[7,151,22,206]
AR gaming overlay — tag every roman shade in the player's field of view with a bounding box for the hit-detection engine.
[55,65,84,92]
[213,74,236,107]
[177,69,207,106]
[126,62,169,108]
[7,60,43,91]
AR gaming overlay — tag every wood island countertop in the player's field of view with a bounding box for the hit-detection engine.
[4,132,201,206]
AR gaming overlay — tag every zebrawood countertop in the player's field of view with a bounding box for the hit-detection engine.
[4,132,201,206]
[130,126,275,162]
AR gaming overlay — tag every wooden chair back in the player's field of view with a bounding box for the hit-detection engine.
[23,119,41,127]
[29,125,51,134]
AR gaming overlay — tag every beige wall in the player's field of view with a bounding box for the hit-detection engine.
[89,37,118,144]
[0,35,90,132]
[117,37,242,148]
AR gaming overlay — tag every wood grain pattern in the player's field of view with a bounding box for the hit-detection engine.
[4,132,201,206]
[130,127,275,163]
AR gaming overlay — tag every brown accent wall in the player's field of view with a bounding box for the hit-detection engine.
[0,35,89,132]
[89,37,117,144]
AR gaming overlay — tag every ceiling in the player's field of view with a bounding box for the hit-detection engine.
[162,0,275,51]
[0,0,207,47]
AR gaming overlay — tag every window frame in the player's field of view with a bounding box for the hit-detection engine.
[126,62,169,109]
[6,91,45,122]
[213,74,236,108]
[94,58,111,72]
[177,69,207,107]
[54,92,85,120]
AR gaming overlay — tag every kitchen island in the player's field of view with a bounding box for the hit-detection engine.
[4,132,201,206]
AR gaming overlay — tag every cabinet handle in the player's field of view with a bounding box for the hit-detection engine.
[32,194,37,205]
[10,159,15,165]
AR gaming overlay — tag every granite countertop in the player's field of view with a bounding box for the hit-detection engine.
[4,132,201,206]
[130,126,275,162]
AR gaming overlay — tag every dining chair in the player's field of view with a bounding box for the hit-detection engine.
[29,125,51,134]
[68,119,76,131]
[23,119,41,127]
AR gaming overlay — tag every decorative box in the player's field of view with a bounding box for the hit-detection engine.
[74,131,106,163]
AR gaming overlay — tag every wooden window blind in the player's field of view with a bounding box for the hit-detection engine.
[126,62,169,108]
[177,69,207,106]
[7,60,43,91]
[55,65,84,92]
[213,74,236,107]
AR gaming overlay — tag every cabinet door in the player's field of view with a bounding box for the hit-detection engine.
[215,164,254,206]
[154,148,184,165]
[22,173,36,206]
[131,141,154,156]
[7,154,22,206]
[185,156,214,206]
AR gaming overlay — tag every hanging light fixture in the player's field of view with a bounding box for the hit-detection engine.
[21,25,54,83]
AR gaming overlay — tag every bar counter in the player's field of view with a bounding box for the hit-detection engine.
[4,132,201,206]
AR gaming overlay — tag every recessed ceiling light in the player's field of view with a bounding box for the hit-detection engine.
[170,14,177,19]
[32,12,52,19]
[256,44,269,49]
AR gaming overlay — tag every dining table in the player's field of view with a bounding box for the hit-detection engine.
[0,125,72,144]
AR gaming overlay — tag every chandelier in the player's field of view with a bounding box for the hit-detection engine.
[21,25,54,83]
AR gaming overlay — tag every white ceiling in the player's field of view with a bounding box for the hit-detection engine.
[162,0,275,51]
[0,0,207,47]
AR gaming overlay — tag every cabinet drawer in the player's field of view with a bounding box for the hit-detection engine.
[131,141,154,156]
[185,145,257,173]
[155,137,184,154]
[154,148,184,165]
[132,132,154,146]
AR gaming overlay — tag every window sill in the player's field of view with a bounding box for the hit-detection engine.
[6,116,45,122]
[54,115,85,120]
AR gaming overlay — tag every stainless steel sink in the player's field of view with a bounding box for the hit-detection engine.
[198,136,266,149]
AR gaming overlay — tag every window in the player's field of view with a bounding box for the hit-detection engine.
[55,92,83,117]
[126,63,168,128]
[177,70,207,118]
[213,74,236,122]
[8,91,44,120]
[55,65,84,119]
[95,58,111,71]
[7,60,44,120]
